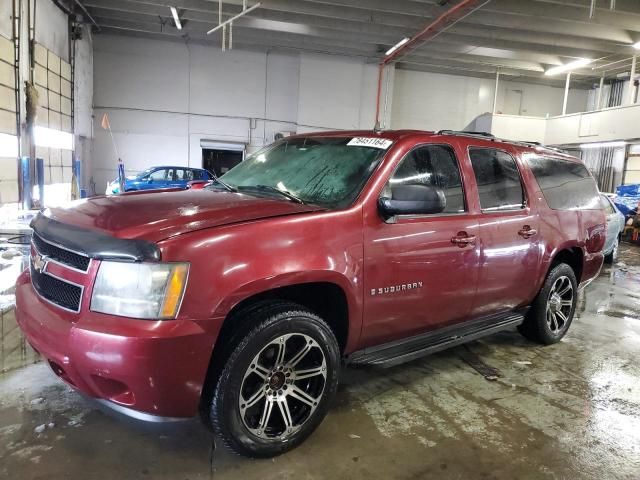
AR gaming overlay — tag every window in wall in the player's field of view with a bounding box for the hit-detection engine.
[386,144,465,214]
[469,148,524,211]
[525,156,600,210]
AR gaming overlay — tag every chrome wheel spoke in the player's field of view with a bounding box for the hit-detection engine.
[258,398,275,431]
[557,281,571,297]
[546,309,554,326]
[556,310,568,325]
[252,362,271,380]
[242,388,265,411]
[561,300,572,308]
[275,338,287,365]
[277,398,294,430]
[289,386,318,407]
[287,342,313,368]
[293,364,325,380]
[551,313,559,332]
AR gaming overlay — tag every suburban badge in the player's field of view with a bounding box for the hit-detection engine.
[371,282,423,296]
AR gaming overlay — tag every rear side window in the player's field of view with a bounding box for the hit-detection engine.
[526,156,600,210]
[469,148,524,211]
[388,144,465,213]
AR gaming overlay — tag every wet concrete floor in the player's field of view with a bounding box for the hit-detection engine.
[1,245,639,479]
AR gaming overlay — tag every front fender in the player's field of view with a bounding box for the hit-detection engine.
[158,208,365,353]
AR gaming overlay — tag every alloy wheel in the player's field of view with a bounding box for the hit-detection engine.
[546,275,573,334]
[238,333,327,440]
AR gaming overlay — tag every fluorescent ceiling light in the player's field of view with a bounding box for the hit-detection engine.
[633,41,640,50]
[545,58,593,76]
[386,37,410,56]
[0,133,19,157]
[34,126,74,150]
[580,141,626,149]
[170,7,182,30]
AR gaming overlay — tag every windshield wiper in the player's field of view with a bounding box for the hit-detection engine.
[211,176,237,192]
[240,185,305,204]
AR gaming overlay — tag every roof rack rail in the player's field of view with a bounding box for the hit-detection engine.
[513,140,568,154]
[436,130,496,139]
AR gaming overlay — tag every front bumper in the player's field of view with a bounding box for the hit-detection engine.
[15,270,215,418]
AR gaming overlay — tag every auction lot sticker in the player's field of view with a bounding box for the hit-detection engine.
[347,137,394,149]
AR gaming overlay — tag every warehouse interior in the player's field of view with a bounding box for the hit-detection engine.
[1,0,640,478]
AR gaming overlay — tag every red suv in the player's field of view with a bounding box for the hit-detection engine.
[16,130,605,457]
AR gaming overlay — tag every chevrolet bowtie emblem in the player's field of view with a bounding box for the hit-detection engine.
[32,252,48,273]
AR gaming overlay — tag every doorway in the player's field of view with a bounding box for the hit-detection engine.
[202,149,244,177]
[504,89,523,115]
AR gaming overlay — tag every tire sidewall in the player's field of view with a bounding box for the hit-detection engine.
[212,311,340,457]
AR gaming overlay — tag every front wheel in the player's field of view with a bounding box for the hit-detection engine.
[518,263,577,345]
[207,302,340,458]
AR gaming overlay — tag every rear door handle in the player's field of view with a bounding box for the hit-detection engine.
[518,226,537,239]
[451,234,477,247]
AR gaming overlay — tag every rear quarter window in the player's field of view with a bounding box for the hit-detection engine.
[525,156,600,210]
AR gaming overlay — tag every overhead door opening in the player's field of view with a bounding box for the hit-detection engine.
[202,148,243,177]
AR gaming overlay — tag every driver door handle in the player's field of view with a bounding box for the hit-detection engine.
[518,226,537,239]
[451,233,476,247]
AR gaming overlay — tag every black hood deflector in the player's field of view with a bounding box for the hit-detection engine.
[31,213,161,262]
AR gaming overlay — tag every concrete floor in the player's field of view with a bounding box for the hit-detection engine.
[1,246,639,479]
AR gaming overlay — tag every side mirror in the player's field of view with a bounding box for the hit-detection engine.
[378,184,446,218]
[146,177,153,183]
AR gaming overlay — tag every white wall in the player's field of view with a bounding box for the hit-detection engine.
[297,54,378,131]
[491,115,547,144]
[485,104,640,147]
[545,104,640,145]
[91,35,384,193]
[391,69,589,131]
[391,70,495,131]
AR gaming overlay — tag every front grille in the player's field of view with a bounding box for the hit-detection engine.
[32,233,90,271]
[30,264,83,312]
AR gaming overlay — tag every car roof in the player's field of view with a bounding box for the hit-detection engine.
[151,166,206,170]
[288,129,579,162]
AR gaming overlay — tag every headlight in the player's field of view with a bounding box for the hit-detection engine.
[91,261,189,319]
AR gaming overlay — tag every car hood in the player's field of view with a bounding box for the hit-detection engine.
[45,189,325,242]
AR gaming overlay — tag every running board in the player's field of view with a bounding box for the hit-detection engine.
[347,310,526,368]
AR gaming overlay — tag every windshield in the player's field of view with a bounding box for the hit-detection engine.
[216,136,389,208]
[135,168,154,179]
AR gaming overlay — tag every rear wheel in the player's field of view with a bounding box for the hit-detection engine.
[206,302,340,458]
[518,263,577,345]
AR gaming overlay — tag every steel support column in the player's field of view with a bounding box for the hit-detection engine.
[562,72,571,115]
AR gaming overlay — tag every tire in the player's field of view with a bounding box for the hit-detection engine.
[206,301,340,458]
[604,236,619,264]
[518,263,577,345]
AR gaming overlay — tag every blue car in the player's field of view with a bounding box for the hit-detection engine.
[106,166,214,194]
